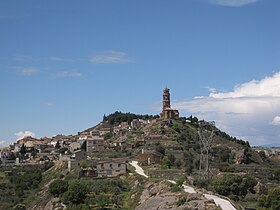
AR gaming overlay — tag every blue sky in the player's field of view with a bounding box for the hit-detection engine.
[1,0,280,147]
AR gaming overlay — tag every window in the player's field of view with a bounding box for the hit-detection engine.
[118,163,121,167]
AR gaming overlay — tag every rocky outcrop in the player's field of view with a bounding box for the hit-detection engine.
[135,181,219,210]
[254,181,268,194]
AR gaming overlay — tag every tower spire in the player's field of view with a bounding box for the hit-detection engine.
[160,87,179,120]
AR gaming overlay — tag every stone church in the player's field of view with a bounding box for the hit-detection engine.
[160,87,179,120]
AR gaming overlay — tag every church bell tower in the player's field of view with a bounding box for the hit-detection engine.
[162,87,171,110]
[160,87,179,120]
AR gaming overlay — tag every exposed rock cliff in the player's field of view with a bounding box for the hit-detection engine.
[135,181,220,210]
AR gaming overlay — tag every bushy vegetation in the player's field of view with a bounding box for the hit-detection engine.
[257,187,280,210]
[60,178,130,209]
[103,111,158,125]
[212,174,257,201]
[49,179,68,197]
[62,180,89,205]
[0,167,43,209]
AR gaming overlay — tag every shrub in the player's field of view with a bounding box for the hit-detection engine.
[257,187,280,210]
[49,179,68,197]
[213,174,257,200]
[62,181,89,205]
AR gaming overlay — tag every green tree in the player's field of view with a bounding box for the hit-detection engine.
[62,181,89,205]
[212,146,230,162]
[49,179,68,197]
[59,147,68,154]
[20,144,27,156]
[8,152,16,160]
[104,132,113,140]
[176,176,186,187]
[167,154,176,166]
[175,159,182,168]
[155,143,165,156]
[96,195,110,208]
[81,141,86,151]
[273,168,280,181]
[80,160,87,169]
[55,141,61,149]
[183,151,194,175]
[213,174,257,200]
[258,187,280,210]
[161,156,171,169]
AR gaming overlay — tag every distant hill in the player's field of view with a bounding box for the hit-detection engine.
[77,111,280,209]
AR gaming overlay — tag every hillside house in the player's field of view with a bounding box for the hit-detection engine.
[99,127,111,137]
[87,137,105,155]
[70,150,86,161]
[90,130,100,137]
[69,142,81,153]
[0,150,13,164]
[137,149,161,165]
[80,167,98,177]
[96,161,126,177]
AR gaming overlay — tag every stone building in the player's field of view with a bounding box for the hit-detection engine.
[160,87,179,120]
[96,161,126,177]
[137,149,161,165]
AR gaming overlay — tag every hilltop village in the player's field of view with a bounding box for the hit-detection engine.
[1,88,280,210]
[1,87,183,176]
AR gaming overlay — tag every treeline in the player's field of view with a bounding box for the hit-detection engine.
[217,130,250,147]
[0,167,43,210]
[180,115,250,147]
[49,178,130,209]
[103,111,159,125]
[213,174,257,201]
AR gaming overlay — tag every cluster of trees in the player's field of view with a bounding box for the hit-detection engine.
[213,174,257,201]
[258,187,280,210]
[103,111,158,125]
[9,168,42,195]
[216,131,250,147]
[49,178,130,208]
[161,154,182,170]
[0,168,42,209]
[211,146,233,163]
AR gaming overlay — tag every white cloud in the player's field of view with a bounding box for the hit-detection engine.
[90,50,133,64]
[49,56,74,62]
[55,71,81,78]
[205,86,217,93]
[13,54,34,61]
[271,116,280,126]
[172,72,280,146]
[206,0,258,7]
[15,131,36,140]
[15,67,38,76]
[47,102,54,107]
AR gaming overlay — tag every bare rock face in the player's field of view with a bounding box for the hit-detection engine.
[135,181,219,210]
[235,149,245,164]
[254,181,268,194]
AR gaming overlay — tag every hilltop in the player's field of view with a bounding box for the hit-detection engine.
[78,111,280,209]
[1,111,280,210]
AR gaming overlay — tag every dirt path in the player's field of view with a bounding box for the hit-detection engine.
[129,161,149,178]
[130,160,237,210]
